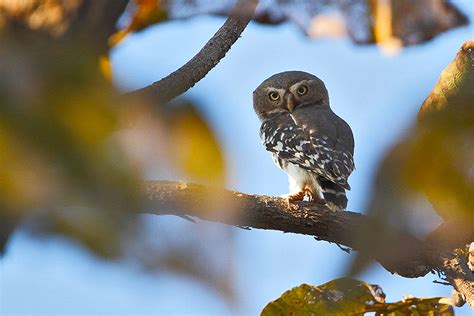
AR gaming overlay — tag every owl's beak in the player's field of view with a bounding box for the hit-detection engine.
[285,93,297,112]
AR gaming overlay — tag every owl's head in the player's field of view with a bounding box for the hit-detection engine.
[253,71,329,120]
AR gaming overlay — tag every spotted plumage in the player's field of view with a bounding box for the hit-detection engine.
[253,71,355,210]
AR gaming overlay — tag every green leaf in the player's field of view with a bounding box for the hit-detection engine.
[375,296,454,316]
[261,278,453,316]
[261,278,385,316]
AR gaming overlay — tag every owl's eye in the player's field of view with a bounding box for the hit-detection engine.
[268,91,280,101]
[297,85,308,96]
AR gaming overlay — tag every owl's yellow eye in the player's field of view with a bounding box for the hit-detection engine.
[297,85,308,96]
[268,91,280,101]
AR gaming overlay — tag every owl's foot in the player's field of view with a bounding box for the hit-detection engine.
[281,191,306,207]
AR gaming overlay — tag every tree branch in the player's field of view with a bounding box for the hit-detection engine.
[442,255,474,307]
[142,180,474,307]
[128,0,258,104]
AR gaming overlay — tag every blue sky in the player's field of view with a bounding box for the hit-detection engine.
[1,2,473,315]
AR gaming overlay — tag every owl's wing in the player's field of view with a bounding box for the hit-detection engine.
[260,113,354,189]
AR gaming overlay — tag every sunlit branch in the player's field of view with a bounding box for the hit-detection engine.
[128,0,258,103]
[142,180,474,307]
[441,255,474,307]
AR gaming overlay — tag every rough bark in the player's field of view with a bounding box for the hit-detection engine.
[142,180,474,307]
[128,0,258,104]
[442,255,474,307]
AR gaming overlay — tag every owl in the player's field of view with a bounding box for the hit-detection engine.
[253,71,355,211]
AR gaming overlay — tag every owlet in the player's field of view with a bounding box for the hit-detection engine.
[253,71,355,211]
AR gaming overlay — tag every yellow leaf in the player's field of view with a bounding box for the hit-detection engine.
[372,0,402,55]
[109,0,167,47]
[167,103,226,185]
[99,55,113,80]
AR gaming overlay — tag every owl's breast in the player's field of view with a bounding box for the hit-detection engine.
[271,152,317,184]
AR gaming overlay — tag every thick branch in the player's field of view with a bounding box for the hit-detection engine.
[128,0,258,103]
[142,180,474,307]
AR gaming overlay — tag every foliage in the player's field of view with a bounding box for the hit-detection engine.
[0,0,82,36]
[110,0,466,49]
[262,278,453,316]
[0,7,229,294]
[346,40,474,279]
[379,40,473,224]
[162,101,226,185]
[0,32,140,256]
[0,0,472,312]
[109,0,167,46]
[414,40,474,224]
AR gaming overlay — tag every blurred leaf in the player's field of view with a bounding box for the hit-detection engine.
[372,0,402,55]
[0,22,234,299]
[122,210,237,302]
[2,0,467,48]
[261,278,453,316]
[165,0,374,44]
[110,0,167,46]
[36,207,131,258]
[348,40,474,275]
[0,0,82,36]
[140,0,467,47]
[0,29,143,258]
[99,54,113,80]
[406,40,474,222]
[402,117,473,222]
[164,101,226,185]
[371,0,468,53]
[391,0,468,46]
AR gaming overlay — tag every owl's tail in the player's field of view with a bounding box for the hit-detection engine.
[319,178,348,211]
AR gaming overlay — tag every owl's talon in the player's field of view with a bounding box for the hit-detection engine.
[281,191,306,206]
